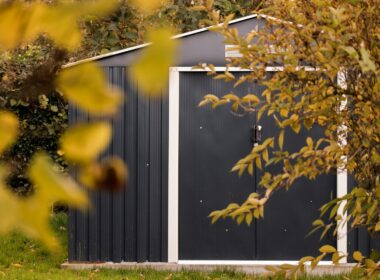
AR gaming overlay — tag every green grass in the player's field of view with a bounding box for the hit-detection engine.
[0,213,352,279]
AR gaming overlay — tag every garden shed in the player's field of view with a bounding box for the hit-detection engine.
[67,14,374,265]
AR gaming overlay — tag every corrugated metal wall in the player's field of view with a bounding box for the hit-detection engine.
[67,66,380,263]
[68,66,168,262]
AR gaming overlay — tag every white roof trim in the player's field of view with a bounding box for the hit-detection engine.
[64,14,260,68]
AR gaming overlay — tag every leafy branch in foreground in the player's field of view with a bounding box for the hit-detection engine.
[197,0,379,277]
[0,0,176,250]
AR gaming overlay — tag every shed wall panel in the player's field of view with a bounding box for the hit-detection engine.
[68,66,168,262]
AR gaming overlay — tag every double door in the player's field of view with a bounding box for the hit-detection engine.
[178,71,336,261]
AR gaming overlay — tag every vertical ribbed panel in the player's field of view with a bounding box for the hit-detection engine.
[149,95,162,261]
[179,72,256,260]
[124,69,138,261]
[68,105,77,262]
[68,66,168,262]
[111,67,125,262]
[160,97,169,261]
[72,110,90,261]
[136,76,150,262]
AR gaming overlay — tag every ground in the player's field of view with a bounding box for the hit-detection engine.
[0,213,354,279]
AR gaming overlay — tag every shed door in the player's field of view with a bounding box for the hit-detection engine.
[178,72,336,261]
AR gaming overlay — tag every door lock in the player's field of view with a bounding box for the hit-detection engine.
[251,124,262,146]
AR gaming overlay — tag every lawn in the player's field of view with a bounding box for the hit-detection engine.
[0,213,353,279]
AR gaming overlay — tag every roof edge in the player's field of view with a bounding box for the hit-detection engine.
[64,14,260,68]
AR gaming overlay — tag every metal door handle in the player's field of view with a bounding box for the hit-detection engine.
[251,124,262,146]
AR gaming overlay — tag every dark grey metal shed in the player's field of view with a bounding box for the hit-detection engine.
[68,15,375,264]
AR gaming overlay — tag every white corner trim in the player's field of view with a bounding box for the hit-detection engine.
[168,68,180,263]
[336,71,348,263]
[167,67,348,263]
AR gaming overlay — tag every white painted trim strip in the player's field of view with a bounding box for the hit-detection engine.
[168,68,180,263]
[169,66,319,72]
[336,71,348,263]
[178,260,333,265]
[167,66,348,263]
[63,43,151,68]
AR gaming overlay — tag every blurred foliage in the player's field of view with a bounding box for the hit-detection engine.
[0,42,68,195]
[0,0,175,250]
[1,0,263,195]
[131,28,178,96]
[75,0,263,60]
[196,0,380,278]
[0,0,263,252]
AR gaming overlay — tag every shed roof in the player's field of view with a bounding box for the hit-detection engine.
[66,14,267,68]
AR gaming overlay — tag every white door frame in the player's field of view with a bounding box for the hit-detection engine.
[168,66,347,264]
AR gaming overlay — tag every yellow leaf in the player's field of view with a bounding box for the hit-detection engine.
[290,122,301,134]
[130,28,178,96]
[263,149,269,163]
[319,245,336,253]
[190,5,208,12]
[375,222,380,231]
[0,170,19,234]
[222,93,239,101]
[306,137,313,147]
[60,122,111,163]
[365,258,377,269]
[278,129,285,150]
[245,212,253,226]
[255,157,262,170]
[353,251,363,262]
[39,6,82,50]
[57,62,122,114]
[81,0,119,16]
[28,153,88,208]
[79,157,128,192]
[242,94,260,103]
[280,108,289,117]
[130,0,167,13]
[248,161,253,176]
[198,99,211,107]
[0,1,119,50]
[0,165,58,250]
[0,2,25,50]
[0,111,18,154]
[206,0,214,10]
[18,196,59,250]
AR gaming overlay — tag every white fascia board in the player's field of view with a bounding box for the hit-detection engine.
[178,260,334,265]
